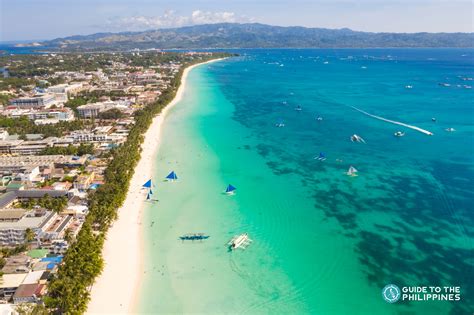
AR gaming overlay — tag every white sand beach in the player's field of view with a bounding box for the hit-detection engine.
[87,58,224,314]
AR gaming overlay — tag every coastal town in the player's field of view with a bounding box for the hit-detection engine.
[0,50,229,313]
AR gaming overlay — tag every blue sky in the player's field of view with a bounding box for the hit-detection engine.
[1,0,473,41]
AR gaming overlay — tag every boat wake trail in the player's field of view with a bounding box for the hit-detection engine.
[351,106,434,136]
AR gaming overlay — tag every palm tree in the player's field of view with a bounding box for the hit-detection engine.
[24,228,35,249]
[63,228,73,243]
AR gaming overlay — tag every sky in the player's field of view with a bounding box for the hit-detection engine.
[1,0,473,41]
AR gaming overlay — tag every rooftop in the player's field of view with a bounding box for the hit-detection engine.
[13,283,44,298]
[0,273,27,288]
[22,270,44,285]
[0,209,53,230]
[0,209,27,221]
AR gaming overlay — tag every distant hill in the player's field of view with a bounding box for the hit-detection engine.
[41,23,474,51]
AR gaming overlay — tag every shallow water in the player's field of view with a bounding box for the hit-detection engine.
[141,49,473,314]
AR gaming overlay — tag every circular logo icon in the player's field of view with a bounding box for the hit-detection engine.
[382,284,401,303]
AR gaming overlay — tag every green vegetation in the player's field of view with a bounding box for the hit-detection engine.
[37,23,474,52]
[20,194,68,213]
[44,53,231,313]
[97,108,125,120]
[40,143,94,156]
[64,97,94,114]
[24,228,35,244]
[0,77,34,90]
[0,244,28,259]
[0,115,88,138]
[0,94,11,105]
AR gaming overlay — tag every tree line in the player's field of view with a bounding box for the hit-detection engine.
[44,53,231,313]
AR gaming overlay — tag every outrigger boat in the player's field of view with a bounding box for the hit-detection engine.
[143,179,157,202]
[346,166,358,177]
[228,233,252,250]
[142,179,153,189]
[179,233,210,242]
[225,184,237,195]
[165,171,178,181]
[275,120,285,127]
[350,134,366,143]
[315,152,326,161]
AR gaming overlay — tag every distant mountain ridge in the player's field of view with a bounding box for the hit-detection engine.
[41,23,474,51]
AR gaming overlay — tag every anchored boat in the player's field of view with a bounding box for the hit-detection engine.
[228,233,252,250]
[315,152,326,161]
[225,184,237,195]
[179,233,210,242]
[351,134,366,143]
[346,166,358,177]
[165,171,178,181]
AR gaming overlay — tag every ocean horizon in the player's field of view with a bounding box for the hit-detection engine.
[140,48,473,314]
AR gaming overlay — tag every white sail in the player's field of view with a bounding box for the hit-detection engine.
[347,166,358,176]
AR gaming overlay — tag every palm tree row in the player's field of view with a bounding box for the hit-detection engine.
[43,53,231,314]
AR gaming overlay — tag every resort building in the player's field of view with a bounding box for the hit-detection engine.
[77,100,131,118]
[10,94,57,109]
[5,107,75,123]
[0,208,57,246]
[8,138,56,156]
[47,83,83,95]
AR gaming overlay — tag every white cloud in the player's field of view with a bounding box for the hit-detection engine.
[103,10,254,31]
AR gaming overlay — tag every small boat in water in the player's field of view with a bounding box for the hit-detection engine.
[275,120,285,127]
[350,134,366,143]
[445,127,456,132]
[225,184,237,195]
[295,105,302,111]
[316,116,323,121]
[394,131,405,137]
[346,166,358,177]
[179,233,210,242]
[431,117,436,122]
[165,171,178,181]
[142,179,153,189]
[315,152,326,161]
[405,85,413,89]
[228,233,252,250]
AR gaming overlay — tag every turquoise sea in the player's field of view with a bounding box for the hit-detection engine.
[140,49,473,314]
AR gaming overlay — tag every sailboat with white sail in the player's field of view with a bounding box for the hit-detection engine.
[346,166,358,177]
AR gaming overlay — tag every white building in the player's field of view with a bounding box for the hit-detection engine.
[10,94,57,109]
[47,83,83,95]
[77,100,131,118]
[0,209,57,246]
[6,108,75,124]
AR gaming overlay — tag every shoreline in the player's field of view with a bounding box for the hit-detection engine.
[86,58,225,314]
